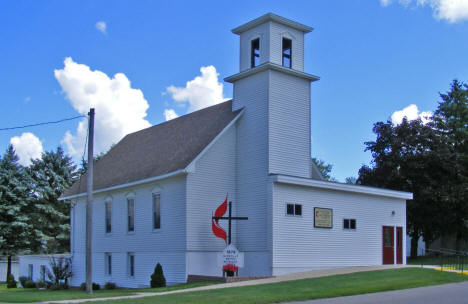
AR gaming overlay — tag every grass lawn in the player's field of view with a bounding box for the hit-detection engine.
[0,268,466,303]
[0,281,217,303]
[99,268,468,304]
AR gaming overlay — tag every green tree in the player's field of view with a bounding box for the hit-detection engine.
[0,146,37,281]
[345,177,357,184]
[431,80,468,251]
[357,118,449,257]
[312,157,334,180]
[28,147,77,253]
[150,263,166,288]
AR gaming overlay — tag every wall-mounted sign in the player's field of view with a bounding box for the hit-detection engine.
[314,207,333,228]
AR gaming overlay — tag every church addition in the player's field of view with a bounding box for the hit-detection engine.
[20,13,411,287]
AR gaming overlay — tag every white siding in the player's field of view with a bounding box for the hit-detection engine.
[238,21,305,72]
[71,175,187,287]
[272,183,407,275]
[269,70,311,178]
[18,255,67,283]
[1,260,19,281]
[269,21,305,71]
[239,22,270,72]
[185,124,237,275]
[232,70,271,275]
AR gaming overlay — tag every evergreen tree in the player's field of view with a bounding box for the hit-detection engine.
[150,263,166,288]
[432,80,468,251]
[28,147,77,253]
[0,146,36,281]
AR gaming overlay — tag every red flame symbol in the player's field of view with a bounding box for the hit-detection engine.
[212,196,227,243]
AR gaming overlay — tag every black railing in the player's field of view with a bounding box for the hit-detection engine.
[417,248,468,273]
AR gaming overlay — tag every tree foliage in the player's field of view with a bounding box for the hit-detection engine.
[358,80,468,255]
[28,147,77,253]
[312,157,334,180]
[150,263,166,288]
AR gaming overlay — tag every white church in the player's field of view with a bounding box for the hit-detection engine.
[20,13,412,288]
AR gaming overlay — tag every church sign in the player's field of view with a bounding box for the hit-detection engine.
[314,207,333,228]
[217,244,244,270]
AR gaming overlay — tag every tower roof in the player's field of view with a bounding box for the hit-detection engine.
[231,13,313,35]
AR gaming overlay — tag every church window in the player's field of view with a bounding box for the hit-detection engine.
[28,264,33,280]
[251,38,260,68]
[105,253,112,276]
[286,203,302,216]
[343,219,356,230]
[153,193,161,229]
[105,201,112,233]
[282,38,292,68]
[127,252,135,277]
[127,198,135,232]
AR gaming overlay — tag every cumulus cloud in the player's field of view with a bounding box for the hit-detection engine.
[391,104,432,125]
[380,0,468,22]
[55,57,151,159]
[95,21,107,34]
[164,109,179,121]
[166,66,226,113]
[10,132,43,166]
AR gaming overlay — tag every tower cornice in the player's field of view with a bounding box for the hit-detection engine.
[232,13,313,35]
[224,62,320,83]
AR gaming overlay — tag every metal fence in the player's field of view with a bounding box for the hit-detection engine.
[418,248,467,274]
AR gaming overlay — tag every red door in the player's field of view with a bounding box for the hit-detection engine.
[383,226,394,264]
[396,227,403,264]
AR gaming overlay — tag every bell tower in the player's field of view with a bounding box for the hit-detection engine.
[224,14,319,274]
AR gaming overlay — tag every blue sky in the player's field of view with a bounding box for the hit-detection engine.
[1,0,467,181]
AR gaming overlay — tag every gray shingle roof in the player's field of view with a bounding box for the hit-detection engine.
[62,100,241,198]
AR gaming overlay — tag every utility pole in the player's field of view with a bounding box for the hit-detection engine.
[86,108,95,294]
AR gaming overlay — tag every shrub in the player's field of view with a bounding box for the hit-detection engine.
[104,282,116,290]
[24,280,36,288]
[48,282,68,290]
[6,274,17,288]
[150,262,166,288]
[80,282,100,291]
[19,276,28,287]
[36,281,47,289]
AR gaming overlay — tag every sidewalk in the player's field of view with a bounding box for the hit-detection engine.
[48,265,410,304]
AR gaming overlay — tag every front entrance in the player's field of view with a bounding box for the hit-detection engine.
[382,226,394,264]
[396,227,403,264]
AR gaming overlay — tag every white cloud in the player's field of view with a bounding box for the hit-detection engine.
[55,57,151,159]
[164,109,179,121]
[166,66,226,113]
[391,104,432,125]
[95,21,107,34]
[10,132,43,166]
[380,0,468,22]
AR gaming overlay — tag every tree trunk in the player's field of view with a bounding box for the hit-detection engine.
[411,235,419,258]
[455,231,462,253]
[6,255,12,281]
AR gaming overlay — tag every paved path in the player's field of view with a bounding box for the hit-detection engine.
[46,265,408,303]
[288,281,468,304]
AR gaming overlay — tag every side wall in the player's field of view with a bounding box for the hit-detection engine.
[186,124,238,276]
[71,175,186,288]
[272,183,407,275]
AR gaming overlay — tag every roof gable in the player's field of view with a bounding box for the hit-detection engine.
[62,100,241,198]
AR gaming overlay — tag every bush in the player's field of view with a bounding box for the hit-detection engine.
[80,282,100,291]
[19,276,28,287]
[24,280,36,288]
[150,263,166,288]
[48,282,68,290]
[104,282,116,290]
[36,281,47,289]
[6,274,17,288]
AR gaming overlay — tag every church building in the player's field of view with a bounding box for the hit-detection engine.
[21,13,412,288]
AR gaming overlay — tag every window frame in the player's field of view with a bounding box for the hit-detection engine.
[251,38,260,68]
[28,264,33,280]
[152,193,161,230]
[286,203,302,216]
[343,218,357,230]
[127,197,135,233]
[127,252,135,277]
[105,252,112,276]
[105,200,112,234]
[282,37,292,68]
